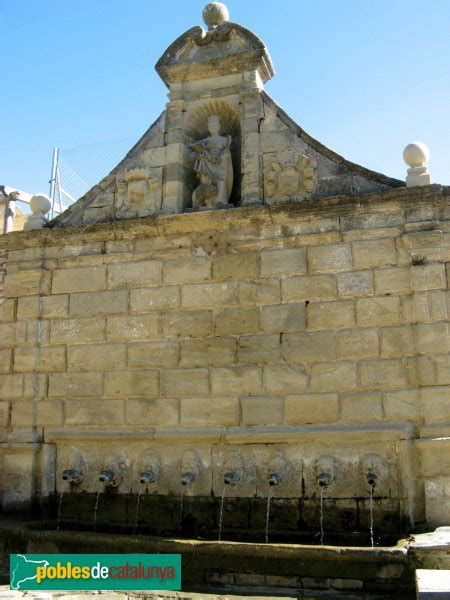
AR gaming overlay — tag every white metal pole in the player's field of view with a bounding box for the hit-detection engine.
[49,147,59,219]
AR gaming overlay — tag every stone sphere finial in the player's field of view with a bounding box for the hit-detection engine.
[403,142,431,187]
[29,194,52,215]
[403,141,430,168]
[24,194,52,231]
[202,2,229,28]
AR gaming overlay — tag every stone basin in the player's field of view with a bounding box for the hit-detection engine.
[0,518,415,597]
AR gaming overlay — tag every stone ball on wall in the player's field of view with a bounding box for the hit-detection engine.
[202,2,229,27]
[30,194,51,214]
[403,142,430,168]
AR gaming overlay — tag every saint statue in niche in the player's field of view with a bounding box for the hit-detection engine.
[190,115,233,209]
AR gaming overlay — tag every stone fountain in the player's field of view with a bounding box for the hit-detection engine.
[0,2,449,596]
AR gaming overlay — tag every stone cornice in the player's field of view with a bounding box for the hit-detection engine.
[0,184,448,252]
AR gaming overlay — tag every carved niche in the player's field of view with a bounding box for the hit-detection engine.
[115,168,161,218]
[264,155,317,202]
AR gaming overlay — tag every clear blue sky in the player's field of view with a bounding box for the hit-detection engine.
[1,0,449,199]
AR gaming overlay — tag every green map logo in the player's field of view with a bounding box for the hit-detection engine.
[10,554,181,591]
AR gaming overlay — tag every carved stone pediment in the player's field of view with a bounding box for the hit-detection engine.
[156,22,274,87]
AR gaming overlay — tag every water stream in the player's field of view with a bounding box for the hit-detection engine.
[218,484,226,541]
[369,483,375,547]
[93,489,102,532]
[56,491,64,530]
[265,487,273,543]
[179,490,184,531]
[133,488,143,534]
[319,487,325,545]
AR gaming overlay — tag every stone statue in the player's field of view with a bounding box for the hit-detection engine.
[190,115,233,209]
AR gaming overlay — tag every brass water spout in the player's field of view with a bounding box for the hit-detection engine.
[224,471,241,486]
[268,472,282,487]
[140,470,158,485]
[317,472,333,487]
[367,471,378,487]
[62,468,83,485]
[99,469,118,487]
[181,472,195,486]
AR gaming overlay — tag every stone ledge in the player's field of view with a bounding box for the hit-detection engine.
[0,185,448,252]
[42,422,416,443]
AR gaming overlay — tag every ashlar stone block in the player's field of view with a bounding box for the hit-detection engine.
[285,393,339,424]
[52,266,107,294]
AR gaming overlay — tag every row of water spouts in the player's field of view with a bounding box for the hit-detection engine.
[57,459,380,547]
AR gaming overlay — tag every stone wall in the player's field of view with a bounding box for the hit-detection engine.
[0,184,449,535]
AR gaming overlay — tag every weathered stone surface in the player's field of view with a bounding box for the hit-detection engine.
[282,274,336,302]
[411,264,447,291]
[4,268,51,297]
[52,266,107,294]
[285,393,339,424]
[126,398,179,427]
[17,294,68,320]
[0,373,24,399]
[107,314,159,341]
[241,395,283,425]
[307,243,352,273]
[374,267,411,295]
[180,337,236,367]
[162,310,213,338]
[14,345,66,372]
[238,333,280,363]
[0,298,16,321]
[0,348,12,373]
[383,390,420,422]
[215,307,260,336]
[128,341,179,368]
[212,252,258,280]
[163,257,211,284]
[380,326,415,357]
[130,286,180,311]
[310,361,357,392]
[356,297,401,327]
[65,399,125,425]
[260,247,306,277]
[359,359,408,390]
[180,397,239,427]
[340,393,383,422]
[48,372,103,398]
[337,328,379,359]
[211,366,263,396]
[337,270,373,297]
[261,303,306,332]
[352,239,396,269]
[264,364,307,394]
[239,279,280,306]
[69,290,129,316]
[282,331,336,363]
[161,368,209,397]
[421,387,450,422]
[181,282,238,308]
[307,300,355,330]
[104,369,159,397]
[107,260,162,288]
[51,317,106,343]
[68,344,127,371]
